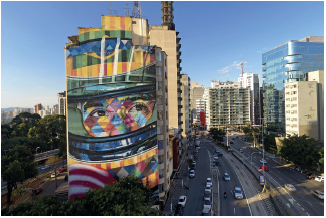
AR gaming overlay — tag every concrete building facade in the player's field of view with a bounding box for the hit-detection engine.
[58,91,66,116]
[180,74,191,137]
[190,83,205,122]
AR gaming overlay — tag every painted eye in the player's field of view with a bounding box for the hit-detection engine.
[90,109,107,116]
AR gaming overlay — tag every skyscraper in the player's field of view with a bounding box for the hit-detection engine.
[262,36,324,133]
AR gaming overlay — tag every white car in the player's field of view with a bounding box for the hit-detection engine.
[234,187,243,199]
[206,178,212,187]
[178,195,187,207]
[203,199,211,209]
[315,176,324,183]
[285,184,297,192]
[41,165,50,170]
[51,173,56,178]
[189,170,195,178]
[214,155,218,160]
[260,159,267,164]
[204,185,212,193]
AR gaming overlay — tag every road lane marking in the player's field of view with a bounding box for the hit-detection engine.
[234,208,236,214]
[307,202,313,207]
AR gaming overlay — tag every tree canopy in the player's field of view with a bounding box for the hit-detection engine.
[279,134,320,168]
[3,176,160,216]
[208,128,226,142]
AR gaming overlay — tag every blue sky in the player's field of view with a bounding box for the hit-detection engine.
[1,1,324,108]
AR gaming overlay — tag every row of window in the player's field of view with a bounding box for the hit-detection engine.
[285,84,297,89]
[286,118,297,121]
[285,104,297,108]
[286,110,297,114]
[285,91,297,95]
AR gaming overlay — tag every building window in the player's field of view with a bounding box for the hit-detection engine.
[166,111,168,120]
[157,81,162,90]
[165,59,167,66]
[158,184,164,192]
[157,126,162,134]
[166,125,169,133]
[165,72,167,79]
[158,111,163,120]
[157,96,162,105]
[158,140,163,150]
[132,21,137,24]
[155,52,161,61]
[158,155,164,164]
[159,169,164,179]
[156,67,162,76]
[165,85,168,92]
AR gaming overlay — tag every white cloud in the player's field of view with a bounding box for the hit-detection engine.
[218,61,248,74]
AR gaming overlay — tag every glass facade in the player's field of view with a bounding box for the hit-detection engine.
[262,40,324,132]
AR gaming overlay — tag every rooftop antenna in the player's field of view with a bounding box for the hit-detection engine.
[161,1,175,30]
[240,62,244,77]
[108,1,118,16]
[132,1,141,18]
[124,4,130,17]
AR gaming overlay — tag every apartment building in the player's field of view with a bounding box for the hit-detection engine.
[57,91,66,116]
[34,103,42,114]
[204,80,250,130]
[65,16,170,206]
[180,74,191,137]
[285,70,324,142]
[190,83,205,122]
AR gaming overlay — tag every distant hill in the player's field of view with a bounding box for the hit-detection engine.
[1,107,34,113]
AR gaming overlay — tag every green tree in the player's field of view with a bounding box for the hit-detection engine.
[208,128,225,142]
[318,147,324,171]
[279,134,320,168]
[264,133,277,151]
[1,123,13,141]
[11,123,33,138]
[1,145,38,204]
[1,137,46,155]
[6,176,160,216]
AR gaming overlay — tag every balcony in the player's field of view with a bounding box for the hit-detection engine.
[178,112,183,117]
[178,105,183,108]
[178,97,182,101]
[178,88,182,93]
[179,120,183,125]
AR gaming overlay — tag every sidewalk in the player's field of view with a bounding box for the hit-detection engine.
[162,145,192,215]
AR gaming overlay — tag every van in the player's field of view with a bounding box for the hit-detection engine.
[315,176,324,183]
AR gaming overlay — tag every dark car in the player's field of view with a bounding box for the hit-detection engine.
[194,155,198,159]
[215,161,221,166]
[307,173,316,179]
[174,204,184,216]
[32,187,42,195]
[217,153,223,156]
[230,141,234,144]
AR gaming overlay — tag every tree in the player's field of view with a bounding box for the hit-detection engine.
[279,134,320,168]
[188,159,194,167]
[264,133,277,151]
[1,137,46,155]
[208,128,225,142]
[6,176,160,216]
[1,123,13,141]
[45,156,63,188]
[318,147,324,171]
[1,145,38,204]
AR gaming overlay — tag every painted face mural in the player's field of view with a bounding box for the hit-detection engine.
[82,94,156,137]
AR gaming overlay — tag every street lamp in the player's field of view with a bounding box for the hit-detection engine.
[258,118,266,192]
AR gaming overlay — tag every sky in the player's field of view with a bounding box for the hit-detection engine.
[1,0,324,108]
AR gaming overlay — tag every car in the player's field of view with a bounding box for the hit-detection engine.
[214,155,218,160]
[202,208,211,216]
[260,159,267,164]
[215,149,219,153]
[204,185,212,193]
[51,173,56,178]
[261,165,269,171]
[311,190,324,200]
[174,204,184,216]
[189,170,195,178]
[285,184,297,192]
[192,161,196,165]
[232,138,235,140]
[57,168,66,173]
[234,187,243,199]
[195,146,201,150]
[230,141,234,144]
[203,199,211,209]
[315,176,324,183]
[203,191,211,201]
[41,165,50,170]
[223,173,230,181]
[190,166,196,171]
[215,161,221,166]
[178,195,187,207]
[206,178,212,187]
[194,155,198,159]
[32,187,42,195]
[307,173,316,179]
[217,153,223,156]
[239,149,243,153]
[227,148,233,152]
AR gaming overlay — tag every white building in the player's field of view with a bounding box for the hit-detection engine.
[238,73,260,125]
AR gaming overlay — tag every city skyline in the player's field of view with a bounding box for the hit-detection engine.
[1,1,324,108]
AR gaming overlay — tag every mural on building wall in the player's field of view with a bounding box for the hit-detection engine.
[66,16,158,200]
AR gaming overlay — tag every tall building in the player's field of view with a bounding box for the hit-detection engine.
[65,15,170,205]
[190,83,205,122]
[238,72,260,125]
[194,99,206,127]
[204,80,250,130]
[58,91,66,115]
[34,103,42,114]
[262,36,324,133]
[180,74,191,137]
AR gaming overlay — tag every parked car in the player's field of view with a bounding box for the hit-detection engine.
[203,199,211,209]
[194,155,198,159]
[217,153,223,157]
[223,173,230,181]
[202,208,211,216]
[189,170,195,178]
[32,187,42,195]
[206,178,212,187]
[315,176,324,183]
[57,168,66,173]
[307,173,316,179]
[285,184,297,192]
[204,185,212,193]
[214,155,218,160]
[239,149,243,153]
[215,149,219,153]
[51,173,56,178]
[204,191,211,201]
[190,166,196,171]
[260,159,267,164]
[174,204,184,216]
[234,187,243,199]
[311,190,324,200]
[178,195,187,207]
[261,165,269,171]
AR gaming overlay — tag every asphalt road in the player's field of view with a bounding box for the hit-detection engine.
[228,134,324,216]
[183,137,266,216]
